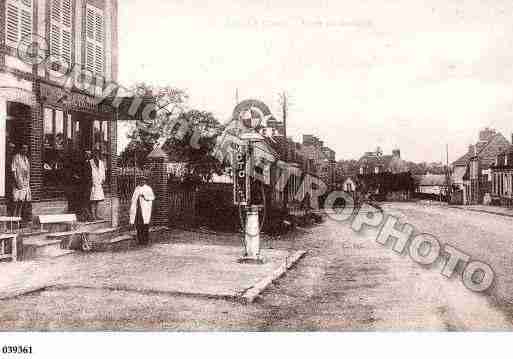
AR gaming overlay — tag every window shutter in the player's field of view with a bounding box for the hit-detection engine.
[50,23,61,56]
[62,29,71,63]
[20,8,31,38]
[95,45,103,75]
[85,5,104,76]
[62,0,72,28]
[50,0,72,65]
[86,8,95,40]
[51,0,61,22]
[95,13,103,42]
[6,3,19,43]
[86,41,95,72]
[5,0,32,44]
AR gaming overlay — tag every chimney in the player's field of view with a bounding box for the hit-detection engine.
[469,144,475,156]
[392,149,401,159]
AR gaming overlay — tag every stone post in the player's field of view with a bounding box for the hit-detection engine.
[146,147,169,226]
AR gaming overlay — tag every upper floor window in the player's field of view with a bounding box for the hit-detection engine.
[5,0,32,46]
[50,0,73,65]
[85,4,104,76]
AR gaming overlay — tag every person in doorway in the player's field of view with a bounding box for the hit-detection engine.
[129,175,155,245]
[11,144,31,222]
[6,142,16,216]
[89,148,106,220]
[78,150,94,221]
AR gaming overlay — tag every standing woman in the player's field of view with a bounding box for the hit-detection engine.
[11,144,31,222]
[89,148,106,220]
[129,175,155,245]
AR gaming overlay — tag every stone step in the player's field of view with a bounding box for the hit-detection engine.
[77,220,111,233]
[91,234,135,252]
[22,237,75,261]
[88,227,119,243]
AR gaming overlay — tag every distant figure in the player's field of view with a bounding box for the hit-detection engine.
[129,175,155,245]
[89,148,106,220]
[11,144,31,221]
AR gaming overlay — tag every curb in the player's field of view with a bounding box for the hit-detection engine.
[241,250,307,303]
[449,206,513,218]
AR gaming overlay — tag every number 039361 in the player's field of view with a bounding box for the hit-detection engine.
[2,345,32,355]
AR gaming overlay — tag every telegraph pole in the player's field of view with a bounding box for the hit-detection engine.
[281,92,289,210]
[445,143,450,203]
[281,91,287,139]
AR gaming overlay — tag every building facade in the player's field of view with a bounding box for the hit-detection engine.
[451,128,510,205]
[358,148,407,175]
[300,134,336,188]
[490,146,513,206]
[0,0,118,218]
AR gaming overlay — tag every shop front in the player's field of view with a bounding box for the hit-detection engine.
[0,81,117,221]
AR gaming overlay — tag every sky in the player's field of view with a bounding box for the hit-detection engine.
[118,0,513,163]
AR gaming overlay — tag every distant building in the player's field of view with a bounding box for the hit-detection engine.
[451,128,510,204]
[301,134,336,188]
[259,117,285,137]
[416,173,447,195]
[358,148,408,175]
[490,143,513,206]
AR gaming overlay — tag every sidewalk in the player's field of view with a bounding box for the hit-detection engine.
[449,204,513,218]
[0,229,306,303]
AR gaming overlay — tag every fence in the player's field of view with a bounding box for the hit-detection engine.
[168,181,197,227]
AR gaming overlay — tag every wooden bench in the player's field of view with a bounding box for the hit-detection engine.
[0,234,17,262]
[37,214,78,232]
[0,216,21,233]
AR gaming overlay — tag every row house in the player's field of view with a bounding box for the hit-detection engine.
[0,0,119,218]
[300,134,336,189]
[451,128,510,205]
[490,146,513,206]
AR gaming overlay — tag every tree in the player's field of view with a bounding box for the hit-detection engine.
[119,83,188,167]
[162,109,226,184]
[119,84,227,183]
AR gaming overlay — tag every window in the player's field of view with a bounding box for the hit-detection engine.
[50,0,73,65]
[44,108,68,187]
[5,0,32,46]
[85,4,104,76]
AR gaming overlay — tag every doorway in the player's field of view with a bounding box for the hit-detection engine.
[6,102,31,215]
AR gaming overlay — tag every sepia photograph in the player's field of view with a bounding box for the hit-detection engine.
[1,0,513,356]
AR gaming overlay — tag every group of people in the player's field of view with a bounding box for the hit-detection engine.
[6,143,155,245]
[66,148,107,222]
[6,144,108,223]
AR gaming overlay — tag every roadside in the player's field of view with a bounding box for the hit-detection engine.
[2,205,512,330]
[448,204,513,218]
[0,227,307,303]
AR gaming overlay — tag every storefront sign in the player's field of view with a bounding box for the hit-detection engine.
[39,83,111,113]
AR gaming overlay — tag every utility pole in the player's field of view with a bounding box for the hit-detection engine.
[281,91,289,211]
[281,91,288,140]
[445,144,450,203]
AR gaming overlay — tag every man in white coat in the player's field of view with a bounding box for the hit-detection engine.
[129,175,155,245]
